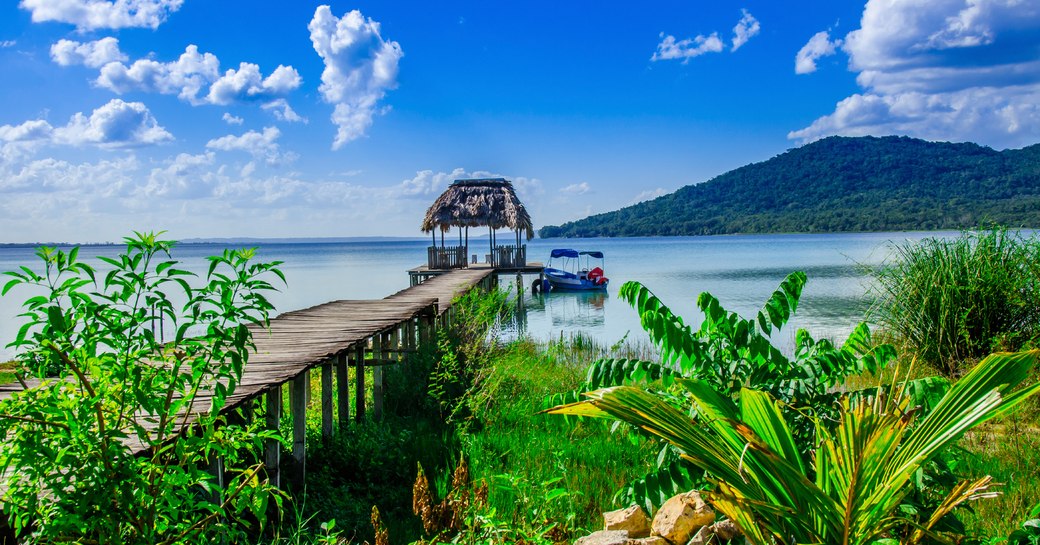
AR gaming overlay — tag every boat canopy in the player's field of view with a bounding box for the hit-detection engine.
[580,251,604,259]
[550,249,580,258]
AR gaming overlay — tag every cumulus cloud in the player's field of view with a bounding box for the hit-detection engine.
[51,37,127,68]
[731,9,760,51]
[19,0,184,31]
[560,182,591,195]
[790,0,1040,149]
[262,99,306,123]
[53,99,173,147]
[94,45,301,106]
[206,63,301,105]
[308,6,403,149]
[795,30,841,74]
[652,32,724,62]
[0,120,54,143]
[206,126,295,165]
[222,112,244,125]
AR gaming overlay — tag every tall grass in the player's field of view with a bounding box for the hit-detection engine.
[870,227,1040,376]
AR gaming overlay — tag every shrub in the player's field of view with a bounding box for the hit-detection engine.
[0,232,286,543]
[870,227,1040,376]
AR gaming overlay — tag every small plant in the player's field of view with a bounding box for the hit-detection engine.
[0,232,286,543]
[871,227,1040,376]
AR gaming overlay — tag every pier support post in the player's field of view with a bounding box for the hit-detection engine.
[373,333,384,421]
[321,359,334,439]
[290,371,309,487]
[355,342,366,422]
[264,386,282,489]
[336,352,349,429]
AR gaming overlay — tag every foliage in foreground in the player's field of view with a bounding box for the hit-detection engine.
[549,350,1040,545]
[871,227,1040,376]
[0,233,287,544]
[551,272,905,512]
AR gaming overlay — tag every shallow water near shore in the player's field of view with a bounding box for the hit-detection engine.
[0,231,957,360]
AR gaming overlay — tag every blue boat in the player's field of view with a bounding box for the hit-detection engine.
[544,249,609,291]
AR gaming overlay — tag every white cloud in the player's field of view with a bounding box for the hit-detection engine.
[631,188,668,204]
[206,126,294,165]
[560,182,591,195]
[141,152,216,199]
[51,37,127,68]
[795,30,841,74]
[262,99,306,123]
[53,99,173,147]
[791,0,1040,149]
[395,168,466,197]
[308,6,403,149]
[653,9,760,63]
[652,32,724,63]
[19,0,184,31]
[222,112,244,125]
[731,9,760,51]
[206,63,302,105]
[0,40,16,48]
[95,45,300,106]
[0,119,54,143]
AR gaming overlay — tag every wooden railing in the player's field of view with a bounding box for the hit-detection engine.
[428,245,468,269]
[493,244,526,268]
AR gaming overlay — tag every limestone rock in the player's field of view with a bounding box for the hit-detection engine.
[685,525,712,545]
[710,519,741,541]
[575,530,633,545]
[651,491,715,545]
[604,505,651,538]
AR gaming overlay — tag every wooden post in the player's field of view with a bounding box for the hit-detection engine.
[336,352,349,429]
[355,342,366,422]
[265,386,282,489]
[291,371,308,485]
[406,318,416,355]
[373,333,384,421]
[321,359,334,439]
[206,455,225,504]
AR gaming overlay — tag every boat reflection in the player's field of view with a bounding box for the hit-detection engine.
[535,289,608,328]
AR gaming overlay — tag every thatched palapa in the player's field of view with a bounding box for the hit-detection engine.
[421,178,534,239]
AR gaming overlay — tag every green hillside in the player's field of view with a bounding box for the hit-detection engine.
[539,136,1040,237]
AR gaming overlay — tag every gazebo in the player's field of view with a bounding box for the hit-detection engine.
[421,178,534,269]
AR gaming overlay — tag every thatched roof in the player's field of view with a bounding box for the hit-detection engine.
[421,178,535,239]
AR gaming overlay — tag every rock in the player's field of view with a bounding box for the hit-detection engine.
[710,519,741,541]
[650,491,715,545]
[685,525,713,545]
[604,505,651,538]
[632,537,670,545]
[575,530,634,545]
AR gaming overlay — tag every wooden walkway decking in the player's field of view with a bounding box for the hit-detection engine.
[0,267,497,494]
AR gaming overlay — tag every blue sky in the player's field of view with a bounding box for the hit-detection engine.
[0,0,1037,242]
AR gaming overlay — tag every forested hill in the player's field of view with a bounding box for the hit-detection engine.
[538,136,1040,238]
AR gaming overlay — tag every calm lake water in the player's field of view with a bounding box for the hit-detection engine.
[0,232,956,360]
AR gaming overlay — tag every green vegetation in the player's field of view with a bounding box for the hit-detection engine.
[296,290,655,544]
[540,136,1040,237]
[871,227,1040,376]
[0,233,286,543]
[549,350,1040,544]
[3,230,1039,544]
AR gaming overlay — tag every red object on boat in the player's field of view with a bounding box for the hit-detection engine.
[588,267,608,285]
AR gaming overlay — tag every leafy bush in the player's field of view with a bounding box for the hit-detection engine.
[549,350,1040,545]
[871,227,1040,376]
[550,272,900,511]
[0,232,286,543]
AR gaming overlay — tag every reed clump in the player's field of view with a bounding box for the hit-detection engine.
[870,227,1040,376]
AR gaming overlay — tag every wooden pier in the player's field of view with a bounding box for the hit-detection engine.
[408,261,544,286]
[0,267,497,500]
